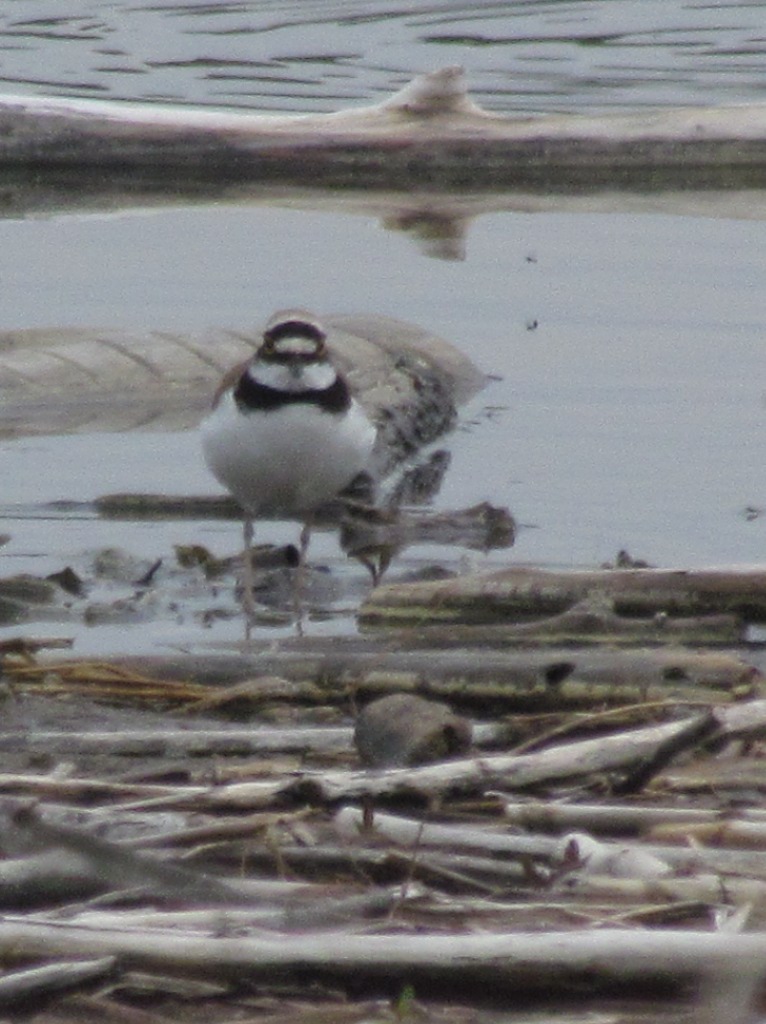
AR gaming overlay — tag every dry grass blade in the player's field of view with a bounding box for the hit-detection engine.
[4,660,212,704]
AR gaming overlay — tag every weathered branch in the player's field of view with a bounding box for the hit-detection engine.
[0,956,116,1011]
[0,919,765,998]
[334,806,559,861]
[500,799,766,837]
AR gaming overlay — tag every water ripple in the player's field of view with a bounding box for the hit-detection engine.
[0,1,764,112]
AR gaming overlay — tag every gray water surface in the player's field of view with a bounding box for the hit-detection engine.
[1,204,763,570]
[2,1,766,113]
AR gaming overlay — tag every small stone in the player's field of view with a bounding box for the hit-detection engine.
[354,693,471,769]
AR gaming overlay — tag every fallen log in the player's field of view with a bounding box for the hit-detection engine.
[0,725,354,759]
[0,852,105,907]
[92,495,515,557]
[0,314,483,458]
[363,605,745,646]
[556,872,766,908]
[0,847,312,910]
[210,841,530,891]
[648,819,766,849]
[360,565,766,626]
[265,715,713,805]
[1,919,766,999]
[21,644,756,711]
[0,773,202,802]
[44,713,696,811]
[0,718,494,770]
[59,889,403,934]
[2,67,766,191]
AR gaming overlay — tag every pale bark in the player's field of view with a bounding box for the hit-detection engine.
[334,806,559,860]
[0,726,353,759]
[500,799,766,836]
[0,919,764,995]
[22,644,756,711]
[361,565,766,626]
[0,956,115,1010]
[1,68,766,189]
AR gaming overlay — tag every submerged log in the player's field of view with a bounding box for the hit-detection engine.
[1,67,766,189]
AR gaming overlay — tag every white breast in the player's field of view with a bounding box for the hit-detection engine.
[201,391,376,516]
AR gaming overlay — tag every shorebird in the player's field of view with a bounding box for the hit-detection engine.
[200,310,377,621]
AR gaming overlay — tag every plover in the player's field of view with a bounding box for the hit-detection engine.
[201,310,377,619]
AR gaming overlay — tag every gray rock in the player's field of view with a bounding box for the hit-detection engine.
[354,693,471,769]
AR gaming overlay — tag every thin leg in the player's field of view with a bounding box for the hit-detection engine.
[292,517,313,631]
[241,516,257,629]
[298,520,312,564]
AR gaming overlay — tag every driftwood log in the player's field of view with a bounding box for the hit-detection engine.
[11,643,755,711]
[1,67,766,192]
[360,565,766,625]
[0,919,765,999]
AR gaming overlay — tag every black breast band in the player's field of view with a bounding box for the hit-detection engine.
[234,372,351,414]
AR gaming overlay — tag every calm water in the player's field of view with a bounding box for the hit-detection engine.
[0,3,765,652]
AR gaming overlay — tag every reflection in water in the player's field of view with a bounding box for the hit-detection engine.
[0,1,765,113]
[382,210,470,262]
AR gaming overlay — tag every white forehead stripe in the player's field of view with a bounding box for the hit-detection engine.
[271,334,323,356]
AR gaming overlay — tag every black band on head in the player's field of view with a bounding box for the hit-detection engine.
[263,319,325,346]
